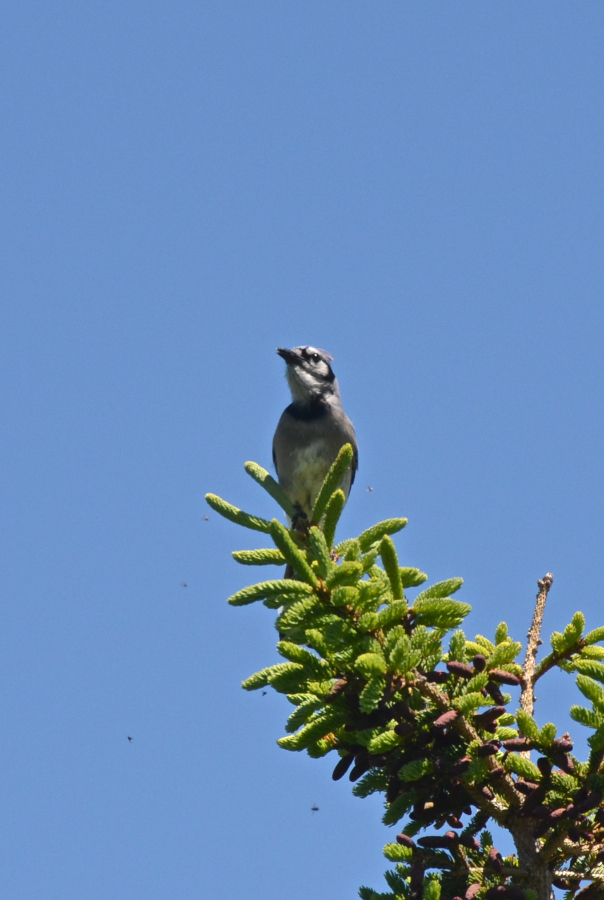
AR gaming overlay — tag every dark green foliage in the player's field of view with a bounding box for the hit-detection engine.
[516,709,540,740]
[207,459,604,900]
[353,768,391,798]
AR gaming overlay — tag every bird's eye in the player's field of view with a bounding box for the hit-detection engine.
[311,353,320,362]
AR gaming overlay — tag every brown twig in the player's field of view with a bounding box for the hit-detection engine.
[520,573,554,719]
[538,827,571,864]
[561,840,604,857]
[553,870,604,883]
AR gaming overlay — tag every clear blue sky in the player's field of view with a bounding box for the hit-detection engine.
[2,3,603,897]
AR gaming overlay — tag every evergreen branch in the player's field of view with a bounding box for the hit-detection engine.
[357,518,408,553]
[232,548,286,566]
[269,519,319,586]
[538,828,572,864]
[227,578,315,606]
[414,672,520,815]
[552,871,604,883]
[322,489,346,548]
[561,841,604,857]
[307,526,334,579]
[311,443,355,525]
[380,535,403,600]
[534,643,584,684]
[243,461,298,518]
[205,493,272,533]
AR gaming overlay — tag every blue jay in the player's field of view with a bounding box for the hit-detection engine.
[272,346,358,530]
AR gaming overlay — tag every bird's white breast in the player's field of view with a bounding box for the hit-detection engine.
[288,441,350,515]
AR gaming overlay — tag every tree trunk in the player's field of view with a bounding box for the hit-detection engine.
[512,820,553,900]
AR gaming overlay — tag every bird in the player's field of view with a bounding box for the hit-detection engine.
[272,346,358,537]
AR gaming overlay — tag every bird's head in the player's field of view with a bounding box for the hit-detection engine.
[276,346,337,405]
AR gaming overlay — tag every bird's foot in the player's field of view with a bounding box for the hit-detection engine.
[291,507,310,539]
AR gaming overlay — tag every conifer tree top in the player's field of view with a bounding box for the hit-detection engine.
[207,448,604,900]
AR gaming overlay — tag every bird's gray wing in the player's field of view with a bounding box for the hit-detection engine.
[350,444,358,487]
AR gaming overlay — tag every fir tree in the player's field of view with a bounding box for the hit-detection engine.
[207,446,604,900]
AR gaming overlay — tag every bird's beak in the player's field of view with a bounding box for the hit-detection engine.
[276,347,296,363]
